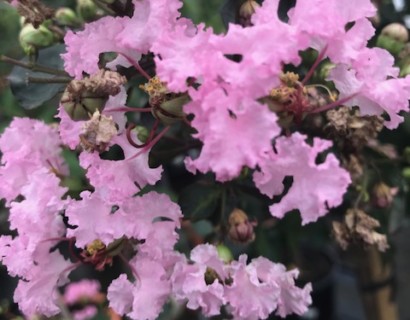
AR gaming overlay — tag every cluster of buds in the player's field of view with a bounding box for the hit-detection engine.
[61,69,126,121]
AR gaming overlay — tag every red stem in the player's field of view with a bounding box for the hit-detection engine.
[310,93,358,113]
[106,107,152,113]
[119,53,151,80]
[129,126,170,161]
[302,45,328,85]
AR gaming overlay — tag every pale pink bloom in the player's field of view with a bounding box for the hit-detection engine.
[153,23,214,92]
[171,244,227,316]
[63,16,137,79]
[56,105,84,149]
[108,256,171,320]
[0,118,66,203]
[329,48,410,129]
[64,280,101,305]
[79,131,162,203]
[287,0,375,49]
[9,169,67,240]
[0,169,67,283]
[14,250,72,317]
[117,0,184,54]
[225,255,312,320]
[224,255,280,320]
[249,257,312,317]
[184,87,280,181]
[72,306,98,320]
[254,133,351,224]
[66,191,180,250]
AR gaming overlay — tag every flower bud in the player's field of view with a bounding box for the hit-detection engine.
[376,34,405,55]
[372,182,398,208]
[239,0,260,27]
[19,23,55,55]
[76,0,103,22]
[55,7,81,27]
[216,244,233,263]
[228,208,256,244]
[381,23,409,43]
[61,88,108,121]
[153,94,190,125]
[134,125,150,143]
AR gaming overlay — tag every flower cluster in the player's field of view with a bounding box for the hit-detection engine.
[1,0,409,319]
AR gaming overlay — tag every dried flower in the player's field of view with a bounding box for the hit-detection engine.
[332,209,388,251]
[80,111,118,153]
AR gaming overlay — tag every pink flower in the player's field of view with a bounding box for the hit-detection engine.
[79,131,162,203]
[171,244,227,316]
[249,257,312,317]
[117,0,184,54]
[0,118,66,203]
[72,306,98,320]
[329,48,410,129]
[108,256,171,320]
[254,133,351,224]
[14,250,72,317]
[225,255,312,319]
[63,16,137,79]
[66,191,181,251]
[64,280,101,305]
[184,86,280,181]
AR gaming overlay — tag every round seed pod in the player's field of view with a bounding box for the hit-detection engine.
[61,88,108,121]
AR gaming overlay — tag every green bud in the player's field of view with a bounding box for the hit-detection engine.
[216,244,233,263]
[376,34,405,56]
[403,167,410,179]
[318,61,336,81]
[400,63,410,77]
[19,23,55,55]
[381,23,409,43]
[134,125,150,143]
[76,0,103,22]
[55,7,81,27]
[403,147,410,163]
[61,89,108,121]
[153,94,190,125]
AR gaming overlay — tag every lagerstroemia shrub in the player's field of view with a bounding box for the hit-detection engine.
[0,0,409,319]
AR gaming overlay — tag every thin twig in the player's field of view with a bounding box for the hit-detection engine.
[0,55,69,76]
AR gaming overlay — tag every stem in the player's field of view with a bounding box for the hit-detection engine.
[119,254,140,285]
[93,0,116,15]
[120,53,151,80]
[0,55,69,76]
[310,93,358,113]
[106,106,152,113]
[27,76,72,84]
[49,25,66,39]
[301,45,328,85]
[129,126,170,160]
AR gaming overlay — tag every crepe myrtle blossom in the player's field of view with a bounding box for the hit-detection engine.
[3,0,409,318]
[254,133,351,225]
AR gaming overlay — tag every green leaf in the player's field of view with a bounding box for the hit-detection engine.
[220,0,239,29]
[8,44,67,109]
[178,181,222,221]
